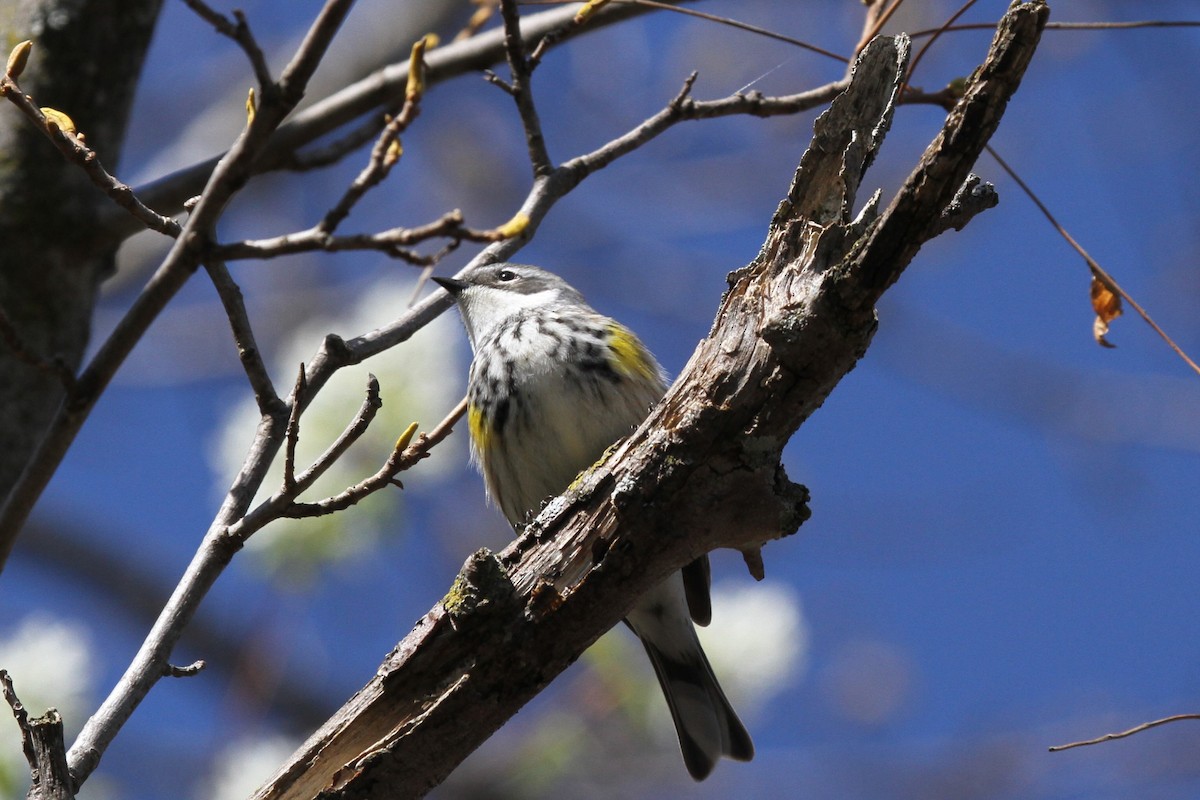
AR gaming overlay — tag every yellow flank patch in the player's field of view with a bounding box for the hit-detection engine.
[467,403,490,451]
[607,323,657,382]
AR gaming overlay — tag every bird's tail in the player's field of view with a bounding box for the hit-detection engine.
[627,577,754,780]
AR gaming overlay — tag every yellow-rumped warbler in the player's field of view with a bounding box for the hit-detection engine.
[434,263,753,780]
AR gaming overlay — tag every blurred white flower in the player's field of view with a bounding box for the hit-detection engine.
[588,578,806,742]
[698,580,808,712]
[199,733,300,800]
[564,577,808,778]
[211,278,464,583]
[0,614,94,796]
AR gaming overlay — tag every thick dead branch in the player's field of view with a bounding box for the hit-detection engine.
[4,671,73,800]
[251,4,1048,798]
[25,710,72,800]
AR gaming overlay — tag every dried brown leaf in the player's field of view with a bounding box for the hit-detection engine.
[1090,273,1123,348]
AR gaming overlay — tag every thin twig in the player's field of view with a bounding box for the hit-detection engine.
[203,258,282,414]
[316,109,411,233]
[856,0,906,56]
[180,0,273,87]
[315,35,433,234]
[1049,713,1200,751]
[216,210,508,261]
[0,670,37,774]
[289,374,383,497]
[620,0,849,64]
[481,68,515,95]
[987,145,1200,377]
[279,111,391,171]
[499,0,554,176]
[604,3,1200,62]
[283,365,308,494]
[0,74,182,241]
[912,20,1200,38]
[527,1,595,67]
[113,1,687,240]
[906,0,981,82]
[566,75,845,178]
[284,397,466,518]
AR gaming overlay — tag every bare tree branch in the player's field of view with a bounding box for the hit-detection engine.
[108,1,697,241]
[1049,713,1200,752]
[619,0,850,64]
[163,660,206,679]
[0,46,183,241]
[1,671,39,784]
[16,517,336,734]
[25,712,72,800]
[985,144,1200,376]
[0,0,357,574]
[215,210,505,262]
[498,0,553,175]
[180,0,273,88]
[281,397,466,519]
[203,258,283,413]
[315,36,430,236]
[59,0,362,783]
[285,374,383,500]
[3,671,72,800]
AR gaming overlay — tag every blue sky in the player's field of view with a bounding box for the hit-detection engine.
[4,2,1200,798]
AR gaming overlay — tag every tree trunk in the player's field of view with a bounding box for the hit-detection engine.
[0,0,162,530]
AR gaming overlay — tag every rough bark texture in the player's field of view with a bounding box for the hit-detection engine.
[0,0,162,526]
[25,709,71,800]
[251,5,1048,799]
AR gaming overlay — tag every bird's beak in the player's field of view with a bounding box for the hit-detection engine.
[432,275,469,295]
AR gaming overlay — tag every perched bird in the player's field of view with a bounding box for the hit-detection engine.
[434,263,753,780]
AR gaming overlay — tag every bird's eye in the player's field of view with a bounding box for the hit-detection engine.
[497,269,518,282]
